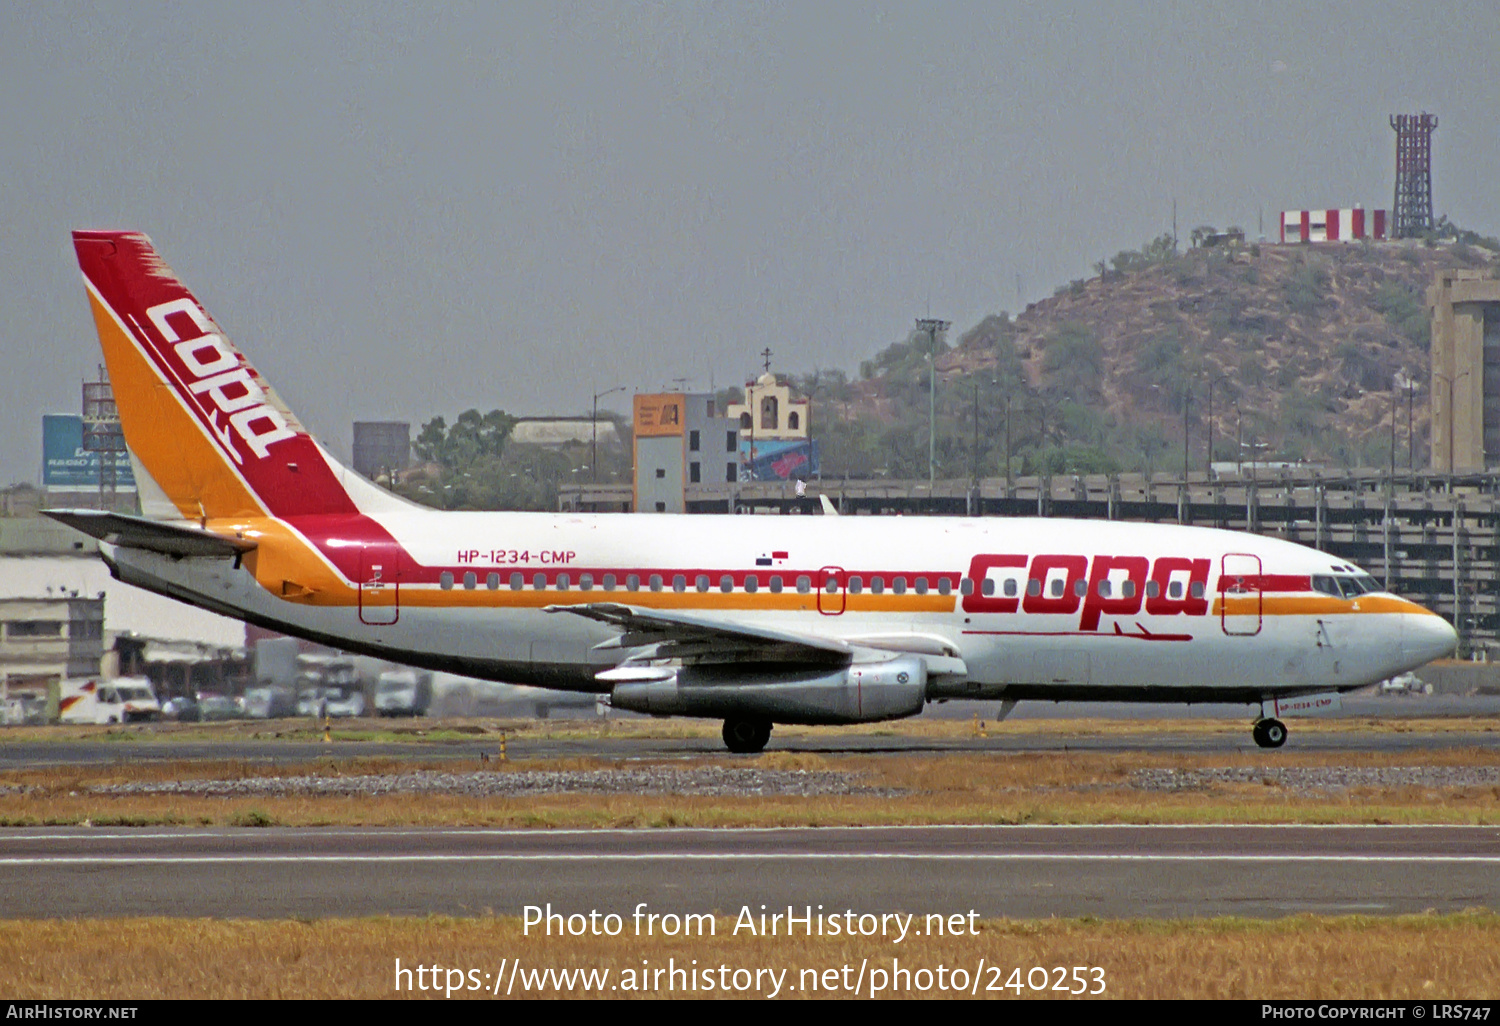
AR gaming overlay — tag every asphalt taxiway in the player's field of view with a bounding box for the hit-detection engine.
[4,723,1500,769]
[3,825,1498,920]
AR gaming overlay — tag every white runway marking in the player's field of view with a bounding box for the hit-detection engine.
[5,853,1500,865]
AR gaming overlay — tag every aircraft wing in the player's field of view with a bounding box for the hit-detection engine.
[42,510,256,559]
[547,602,852,666]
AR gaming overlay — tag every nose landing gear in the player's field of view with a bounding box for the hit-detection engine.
[1252,717,1287,749]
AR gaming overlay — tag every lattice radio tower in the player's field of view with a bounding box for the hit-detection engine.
[1390,112,1437,238]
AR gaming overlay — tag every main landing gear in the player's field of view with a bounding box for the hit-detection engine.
[722,716,773,754]
[1252,717,1287,749]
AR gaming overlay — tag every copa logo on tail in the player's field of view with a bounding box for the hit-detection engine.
[143,298,297,464]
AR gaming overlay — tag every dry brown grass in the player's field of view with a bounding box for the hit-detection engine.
[2,913,1497,999]
[4,740,1500,827]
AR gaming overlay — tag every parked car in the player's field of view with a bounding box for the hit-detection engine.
[196,694,244,720]
[242,686,298,719]
[298,685,366,718]
[322,684,366,718]
[161,696,202,722]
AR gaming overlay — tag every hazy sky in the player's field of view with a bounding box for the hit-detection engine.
[2,1,1496,484]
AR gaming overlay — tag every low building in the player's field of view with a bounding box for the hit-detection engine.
[1280,208,1389,244]
[511,417,621,449]
[725,373,818,481]
[633,393,739,513]
[0,517,245,648]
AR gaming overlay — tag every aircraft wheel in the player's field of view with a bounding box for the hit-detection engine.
[723,716,772,754]
[1252,718,1287,749]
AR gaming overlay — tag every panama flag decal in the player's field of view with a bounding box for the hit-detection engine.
[755,550,790,566]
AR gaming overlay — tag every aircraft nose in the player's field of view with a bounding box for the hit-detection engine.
[1402,614,1458,666]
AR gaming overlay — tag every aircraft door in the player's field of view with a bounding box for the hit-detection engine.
[1219,553,1262,636]
[358,544,401,626]
[817,565,846,615]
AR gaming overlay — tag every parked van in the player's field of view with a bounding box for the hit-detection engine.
[59,678,161,724]
[375,669,432,717]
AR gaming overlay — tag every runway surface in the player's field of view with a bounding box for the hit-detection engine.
[3,825,1499,920]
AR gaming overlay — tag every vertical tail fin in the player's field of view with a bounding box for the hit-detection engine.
[73,231,360,521]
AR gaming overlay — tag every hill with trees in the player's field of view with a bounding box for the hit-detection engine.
[812,222,1499,481]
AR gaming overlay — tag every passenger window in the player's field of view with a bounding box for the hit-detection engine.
[1169,581,1183,599]
[440,572,454,590]
[915,577,928,595]
[1098,580,1111,598]
[893,577,907,595]
[626,575,640,591]
[745,575,758,593]
[1074,579,1087,597]
[959,577,972,596]
[1027,579,1041,597]
[580,574,593,591]
[848,576,863,594]
[824,576,839,593]
[602,574,616,591]
[557,574,570,590]
[1049,579,1063,598]
[487,572,500,590]
[938,577,952,596]
[983,578,998,597]
[696,575,710,592]
[649,574,663,592]
[1122,580,1135,598]
[463,571,476,590]
[871,576,884,594]
[796,575,811,594]
[508,572,522,590]
[672,575,686,593]
[533,573,546,590]
[720,575,734,593]
[1005,579,1018,597]
[769,576,783,593]
[1145,580,1159,598]
[1190,581,1205,599]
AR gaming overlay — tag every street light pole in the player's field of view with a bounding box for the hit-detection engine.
[592,386,625,484]
[1183,391,1191,483]
[1004,393,1012,487]
[915,318,950,493]
[1206,373,1230,476]
[1407,380,1417,472]
[1234,402,1243,476]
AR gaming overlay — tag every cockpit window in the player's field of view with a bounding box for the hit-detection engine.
[1314,573,1380,598]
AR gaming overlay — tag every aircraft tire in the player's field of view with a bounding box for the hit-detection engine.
[1253,718,1287,749]
[723,716,772,754]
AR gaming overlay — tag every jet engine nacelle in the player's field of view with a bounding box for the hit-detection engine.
[608,655,927,725]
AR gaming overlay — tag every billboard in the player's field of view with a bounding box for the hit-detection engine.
[633,394,686,437]
[739,438,819,482]
[42,415,136,490]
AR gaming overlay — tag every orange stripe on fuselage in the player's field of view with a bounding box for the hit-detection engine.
[87,291,264,520]
[1215,594,1439,617]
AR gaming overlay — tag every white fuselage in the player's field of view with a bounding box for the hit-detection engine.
[102,511,1455,706]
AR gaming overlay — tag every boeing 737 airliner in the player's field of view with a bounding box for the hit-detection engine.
[50,231,1456,752]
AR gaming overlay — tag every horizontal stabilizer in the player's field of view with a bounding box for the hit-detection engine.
[42,509,256,559]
